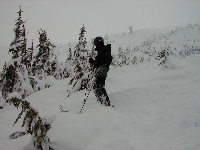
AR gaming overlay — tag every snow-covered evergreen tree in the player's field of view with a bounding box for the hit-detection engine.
[54,42,73,80]
[54,61,72,80]
[0,91,3,108]
[7,95,53,150]
[9,6,27,63]
[131,56,138,65]
[32,29,56,79]
[2,7,34,99]
[110,55,118,67]
[2,7,27,98]
[117,47,123,66]
[156,49,169,67]
[68,25,91,94]
[73,25,88,68]
[2,60,34,99]
[129,25,133,34]
[20,24,28,67]
[2,63,18,99]
[2,5,25,96]
[67,42,72,61]
[124,48,131,65]
[0,63,6,91]
[0,63,7,106]
[26,39,34,74]
[89,38,96,59]
[12,64,34,99]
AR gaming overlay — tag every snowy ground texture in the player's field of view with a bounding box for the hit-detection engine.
[0,54,200,150]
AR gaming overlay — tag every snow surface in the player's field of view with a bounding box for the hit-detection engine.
[54,28,158,63]
[1,24,200,150]
[0,54,200,150]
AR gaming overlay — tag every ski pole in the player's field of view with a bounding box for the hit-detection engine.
[79,70,95,114]
[79,90,92,114]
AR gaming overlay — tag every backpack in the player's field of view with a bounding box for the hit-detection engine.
[105,44,113,66]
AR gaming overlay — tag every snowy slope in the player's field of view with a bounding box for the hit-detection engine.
[1,24,200,150]
[1,24,199,68]
[55,28,158,61]
[1,54,200,150]
[135,24,200,56]
[55,24,200,65]
[103,29,158,53]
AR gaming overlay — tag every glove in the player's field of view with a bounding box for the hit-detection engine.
[89,58,94,64]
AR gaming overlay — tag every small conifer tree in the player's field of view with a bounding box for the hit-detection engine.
[67,42,72,61]
[89,38,96,59]
[2,6,34,99]
[68,25,90,94]
[21,24,28,66]
[156,49,169,67]
[132,56,138,65]
[7,94,53,150]
[32,29,56,79]
[26,39,34,74]
[9,6,27,63]
[129,25,133,34]
[0,63,7,90]
[117,46,123,66]
[2,64,18,98]
[2,6,27,98]
[55,42,72,79]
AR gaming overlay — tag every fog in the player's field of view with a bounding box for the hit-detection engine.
[0,0,199,46]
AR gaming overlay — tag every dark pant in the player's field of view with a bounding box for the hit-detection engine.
[93,75,110,106]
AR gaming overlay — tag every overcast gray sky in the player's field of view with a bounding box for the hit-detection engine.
[0,0,200,47]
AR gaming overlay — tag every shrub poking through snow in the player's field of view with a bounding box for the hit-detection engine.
[6,95,53,150]
[156,49,169,67]
[29,76,45,92]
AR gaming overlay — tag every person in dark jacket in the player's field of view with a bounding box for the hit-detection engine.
[89,36,112,106]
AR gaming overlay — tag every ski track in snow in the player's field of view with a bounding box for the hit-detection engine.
[1,55,200,150]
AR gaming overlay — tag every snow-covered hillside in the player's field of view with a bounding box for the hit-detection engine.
[135,24,200,57]
[1,24,200,150]
[104,24,200,54]
[55,28,159,62]
[104,29,158,52]
[1,24,200,69]
[54,24,200,66]
[1,54,200,150]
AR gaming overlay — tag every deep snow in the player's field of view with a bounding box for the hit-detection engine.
[0,54,200,150]
[1,24,200,150]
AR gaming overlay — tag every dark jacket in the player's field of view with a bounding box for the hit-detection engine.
[89,44,111,68]
[89,44,111,76]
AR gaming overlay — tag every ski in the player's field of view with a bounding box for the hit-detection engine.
[59,105,69,112]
